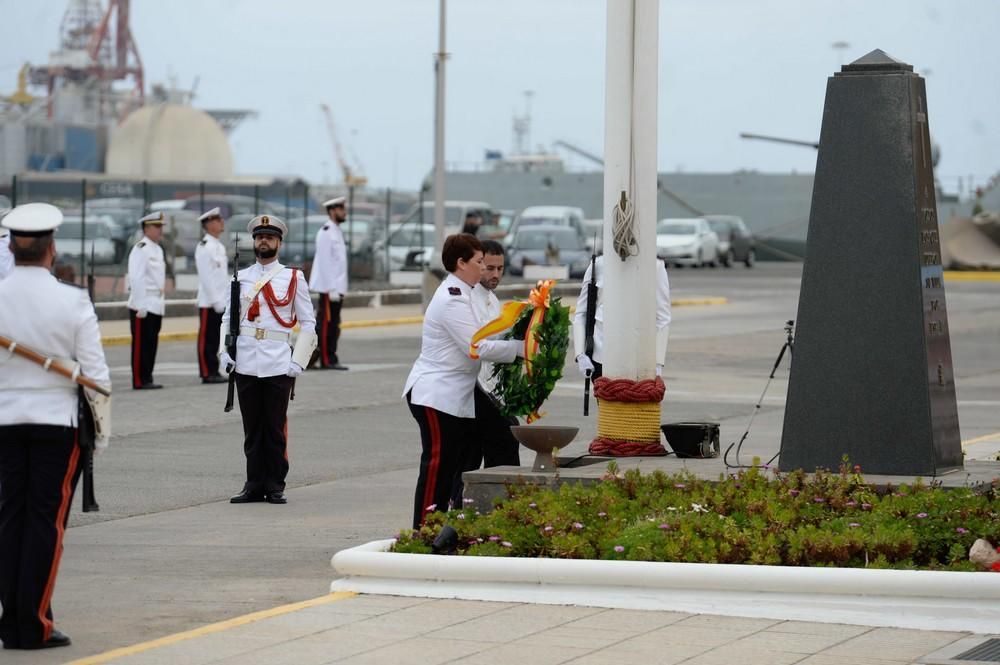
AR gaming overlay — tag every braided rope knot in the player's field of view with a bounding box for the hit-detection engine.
[611,191,638,261]
[589,376,667,457]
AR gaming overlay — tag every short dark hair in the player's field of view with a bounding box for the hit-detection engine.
[441,233,482,272]
[11,233,53,263]
[480,239,504,256]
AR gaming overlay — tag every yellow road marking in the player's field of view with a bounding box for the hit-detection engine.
[944,271,1000,282]
[961,430,1000,450]
[65,591,357,664]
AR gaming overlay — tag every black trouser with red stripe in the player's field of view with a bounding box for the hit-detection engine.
[197,307,223,379]
[235,373,293,495]
[449,386,521,509]
[315,293,343,366]
[407,392,475,529]
[129,309,162,388]
[0,425,80,649]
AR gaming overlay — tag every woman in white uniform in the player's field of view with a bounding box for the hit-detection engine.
[403,234,523,528]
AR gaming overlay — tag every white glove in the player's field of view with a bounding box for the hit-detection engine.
[219,350,235,374]
[286,361,303,378]
[655,363,663,377]
[136,309,147,319]
[576,353,594,378]
[329,292,342,302]
[213,302,226,314]
[95,437,109,456]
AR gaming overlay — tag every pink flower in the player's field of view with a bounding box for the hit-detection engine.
[572,522,584,530]
[598,511,607,517]
[956,527,969,534]
[813,497,825,504]
[544,526,553,532]
[788,489,800,497]
[528,502,537,508]
[845,501,857,507]
[501,541,512,548]
[425,504,437,511]
[861,503,872,510]
[915,512,928,519]
[614,545,625,553]
[488,535,500,542]
[674,483,686,489]
[848,522,860,528]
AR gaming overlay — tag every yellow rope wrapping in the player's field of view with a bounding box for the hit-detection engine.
[596,399,661,443]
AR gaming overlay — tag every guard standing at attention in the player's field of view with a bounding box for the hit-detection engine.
[220,214,316,505]
[195,207,229,383]
[309,197,349,370]
[127,211,166,389]
[0,203,111,650]
[403,233,524,528]
[573,254,672,380]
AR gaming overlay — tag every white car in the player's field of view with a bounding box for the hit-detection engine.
[55,216,118,265]
[504,205,587,247]
[656,217,720,267]
[374,223,436,273]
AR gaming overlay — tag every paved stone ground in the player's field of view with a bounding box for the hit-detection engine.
[2,264,998,664]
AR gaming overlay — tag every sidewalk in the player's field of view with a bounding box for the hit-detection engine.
[66,592,976,665]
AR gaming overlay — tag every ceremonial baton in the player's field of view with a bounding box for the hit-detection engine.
[0,335,110,396]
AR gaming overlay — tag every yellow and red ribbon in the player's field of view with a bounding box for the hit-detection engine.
[469,301,528,359]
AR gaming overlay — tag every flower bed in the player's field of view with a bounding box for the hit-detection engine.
[394,463,1000,572]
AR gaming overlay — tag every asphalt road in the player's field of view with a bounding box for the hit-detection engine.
[6,262,1000,663]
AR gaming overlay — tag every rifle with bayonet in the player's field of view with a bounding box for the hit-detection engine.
[82,241,98,511]
[582,234,599,416]
[224,235,240,412]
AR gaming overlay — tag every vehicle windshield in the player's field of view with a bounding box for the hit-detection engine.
[657,222,697,235]
[706,220,730,234]
[389,226,434,247]
[518,216,566,227]
[513,228,584,250]
[56,222,112,239]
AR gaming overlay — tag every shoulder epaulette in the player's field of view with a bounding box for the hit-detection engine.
[448,286,462,296]
[137,241,146,248]
[199,239,207,245]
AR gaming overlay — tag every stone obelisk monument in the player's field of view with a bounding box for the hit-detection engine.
[779,50,962,476]
[589,0,666,456]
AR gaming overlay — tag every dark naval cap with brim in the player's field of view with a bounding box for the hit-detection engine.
[248,214,287,238]
[2,202,64,237]
[139,211,165,226]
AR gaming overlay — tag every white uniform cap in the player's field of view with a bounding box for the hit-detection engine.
[248,214,288,238]
[2,203,64,236]
[323,197,346,208]
[139,211,166,226]
[198,207,223,223]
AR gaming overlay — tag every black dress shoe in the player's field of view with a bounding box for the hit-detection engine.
[6,629,72,650]
[230,489,266,503]
[134,382,163,390]
[266,491,287,504]
[202,375,227,384]
[329,363,349,371]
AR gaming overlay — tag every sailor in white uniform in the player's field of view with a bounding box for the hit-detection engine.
[126,212,166,389]
[403,233,524,528]
[309,197,349,369]
[573,254,672,379]
[0,203,110,650]
[220,214,317,505]
[194,207,229,383]
[0,212,13,280]
[467,239,520,470]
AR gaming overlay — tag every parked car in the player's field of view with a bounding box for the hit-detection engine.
[261,214,382,279]
[0,194,11,210]
[656,218,720,267]
[373,223,436,273]
[85,198,145,262]
[704,214,756,267]
[398,200,502,238]
[505,206,587,248]
[182,195,277,219]
[54,216,117,265]
[506,224,591,278]
[128,210,202,258]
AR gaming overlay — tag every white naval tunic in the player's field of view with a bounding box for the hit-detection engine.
[195,234,229,310]
[573,255,672,364]
[308,221,348,296]
[403,273,521,418]
[222,261,316,378]
[471,283,502,392]
[0,230,13,280]
[0,266,111,426]
[126,236,166,315]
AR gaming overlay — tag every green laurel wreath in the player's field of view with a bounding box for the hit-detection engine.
[490,298,571,419]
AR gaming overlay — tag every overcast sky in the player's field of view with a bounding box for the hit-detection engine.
[2,0,998,196]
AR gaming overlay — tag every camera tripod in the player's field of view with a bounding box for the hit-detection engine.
[723,319,794,469]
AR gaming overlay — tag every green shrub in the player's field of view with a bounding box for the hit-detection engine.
[392,463,1000,571]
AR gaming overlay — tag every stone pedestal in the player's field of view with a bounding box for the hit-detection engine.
[779,50,961,476]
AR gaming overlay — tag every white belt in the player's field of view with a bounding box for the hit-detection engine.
[239,326,290,342]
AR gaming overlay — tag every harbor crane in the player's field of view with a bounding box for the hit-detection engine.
[319,103,367,187]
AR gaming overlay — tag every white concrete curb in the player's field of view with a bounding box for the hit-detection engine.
[331,539,1000,633]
